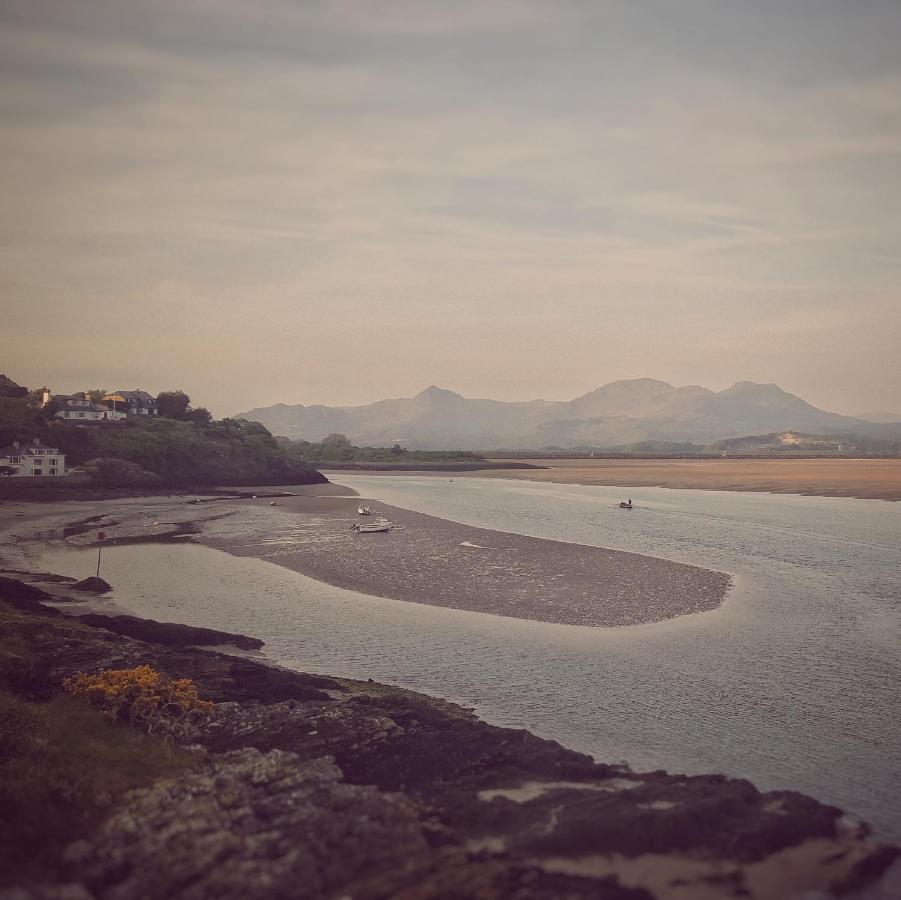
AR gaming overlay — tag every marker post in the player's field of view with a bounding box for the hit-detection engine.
[96,531,105,579]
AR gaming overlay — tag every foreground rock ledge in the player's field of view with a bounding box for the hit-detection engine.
[0,584,896,900]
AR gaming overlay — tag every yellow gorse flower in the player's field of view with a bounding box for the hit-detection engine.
[63,666,212,738]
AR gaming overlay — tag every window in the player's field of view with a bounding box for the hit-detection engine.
[49,458,57,465]
[33,470,42,476]
[49,468,57,475]
[78,413,85,418]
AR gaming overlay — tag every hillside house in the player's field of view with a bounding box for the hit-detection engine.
[0,439,67,476]
[49,391,126,422]
[103,390,158,416]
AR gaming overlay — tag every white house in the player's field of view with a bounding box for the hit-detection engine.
[43,390,126,422]
[0,439,67,476]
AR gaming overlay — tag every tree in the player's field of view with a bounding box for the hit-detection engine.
[318,433,354,461]
[0,398,44,446]
[156,390,191,420]
[0,374,29,399]
[87,388,106,403]
[184,407,212,425]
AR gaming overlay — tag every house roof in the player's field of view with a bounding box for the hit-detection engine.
[106,390,156,402]
[0,442,61,456]
[57,398,109,412]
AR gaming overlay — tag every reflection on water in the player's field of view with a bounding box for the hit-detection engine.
[35,476,901,847]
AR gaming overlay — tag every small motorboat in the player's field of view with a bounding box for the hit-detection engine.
[352,517,392,533]
[358,504,374,515]
[618,499,633,509]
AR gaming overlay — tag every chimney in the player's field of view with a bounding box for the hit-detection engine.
[12,440,20,449]
[41,388,51,406]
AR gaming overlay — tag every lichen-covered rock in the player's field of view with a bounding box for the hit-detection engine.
[66,749,430,900]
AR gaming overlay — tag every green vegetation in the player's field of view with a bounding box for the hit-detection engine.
[155,389,212,423]
[0,375,324,486]
[0,604,194,884]
[0,373,28,399]
[281,432,484,465]
[67,416,325,485]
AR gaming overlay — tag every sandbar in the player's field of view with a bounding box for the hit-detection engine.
[204,495,729,627]
[0,494,730,628]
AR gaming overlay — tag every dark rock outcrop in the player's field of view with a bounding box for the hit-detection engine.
[70,578,112,594]
[73,614,264,650]
[0,576,62,615]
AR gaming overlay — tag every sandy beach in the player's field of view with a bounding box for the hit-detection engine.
[468,458,901,501]
[0,492,730,628]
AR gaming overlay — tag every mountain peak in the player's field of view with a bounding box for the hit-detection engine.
[721,381,784,394]
[415,385,463,400]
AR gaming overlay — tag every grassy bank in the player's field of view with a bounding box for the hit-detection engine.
[0,602,195,884]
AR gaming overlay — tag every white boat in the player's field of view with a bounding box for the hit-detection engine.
[357,504,374,515]
[352,517,392,533]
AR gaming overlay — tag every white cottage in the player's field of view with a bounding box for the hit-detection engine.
[0,439,67,476]
[48,391,125,422]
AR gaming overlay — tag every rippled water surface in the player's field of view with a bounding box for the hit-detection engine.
[35,476,901,844]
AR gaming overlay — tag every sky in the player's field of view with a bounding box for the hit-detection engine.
[1,0,900,418]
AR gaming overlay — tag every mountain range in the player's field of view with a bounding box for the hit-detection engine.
[236,379,900,450]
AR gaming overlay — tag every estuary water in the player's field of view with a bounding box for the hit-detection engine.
[35,476,901,845]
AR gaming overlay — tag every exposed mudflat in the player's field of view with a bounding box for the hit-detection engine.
[0,492,730,627]
[203,495,730,627]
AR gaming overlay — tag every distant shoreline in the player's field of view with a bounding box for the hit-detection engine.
[307,460,543,472]
[469,457,901,502]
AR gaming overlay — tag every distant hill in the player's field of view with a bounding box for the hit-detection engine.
[236,379,899,451]
[855,410,901,424]
[711,431,901,457]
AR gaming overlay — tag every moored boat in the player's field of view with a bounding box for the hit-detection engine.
[352,517,392,533]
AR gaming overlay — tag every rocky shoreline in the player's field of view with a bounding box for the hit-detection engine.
[0,573,897,899]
